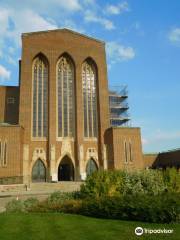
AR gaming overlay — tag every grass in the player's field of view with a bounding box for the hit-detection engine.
[0,213,179,240]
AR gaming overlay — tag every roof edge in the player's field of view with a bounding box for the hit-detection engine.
[22,28,105,44]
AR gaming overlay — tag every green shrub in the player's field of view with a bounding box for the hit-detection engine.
[122,170,165,195]
[60,200,82,214]
[80,193,180,223]
[80,170,125,198]
[24,198,39,212]
[27,199,50,213]
[47,191,76,205]
[163,168,180,193]
[6,199,25,213]
[80,170,166,198]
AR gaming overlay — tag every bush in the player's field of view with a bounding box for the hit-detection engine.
[60,199,82,214]
[80,170,166,198]
[80,171,125,198]
[24,198,39,212]
[47,191,77,205]
[163,168,180,193]
[80,193,180,223]
[122,170,165,195]
[6,199,25,213]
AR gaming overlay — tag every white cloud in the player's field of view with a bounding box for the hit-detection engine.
[6,56,17,65]
[106,41,135,62]
[155,129,180,141]
[10,9,57,44]
[0,65,11,81]
[0,8,10,36]
[62,19,85,33]
[106,1,129,15]
[0,8,11,57]
[0,0,81,12]
[168,27,180,43]
[52,0,81,11]
[142,129,180,150]
[142,138,149,145]
[0,8,57,48]
[84,10,115,30]
[0,7,58,68]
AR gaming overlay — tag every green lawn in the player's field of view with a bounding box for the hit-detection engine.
[0,213,179,240]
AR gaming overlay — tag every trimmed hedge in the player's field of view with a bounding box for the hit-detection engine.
[80,193,180,223]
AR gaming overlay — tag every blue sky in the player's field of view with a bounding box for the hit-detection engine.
[0,0,180,153]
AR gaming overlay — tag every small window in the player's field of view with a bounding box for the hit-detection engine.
[124,141,128,163]
[3,142,7,166]
[129,142,133,162]
[0,141,8,167]
[0,141,2,166]
[7,97,15,104]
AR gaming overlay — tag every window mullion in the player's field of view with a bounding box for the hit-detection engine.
[90,71,94,137]
[67,65,70,136]
[86,65,89,138]
[41,63,44,137]
[61,68,64,137]
[36,63,39,137]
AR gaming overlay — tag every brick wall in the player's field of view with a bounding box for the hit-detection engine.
[144,150,180,169]
[105,127,144,170]
[0,126,24,179]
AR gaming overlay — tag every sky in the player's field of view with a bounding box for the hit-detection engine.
[0,0,180,153]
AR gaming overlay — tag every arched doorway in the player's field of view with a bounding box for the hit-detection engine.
[58,156,74,181]
[86,158,98,176]
[32,159,46,182]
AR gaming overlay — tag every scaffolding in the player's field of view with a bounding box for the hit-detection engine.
[109,85,130,127]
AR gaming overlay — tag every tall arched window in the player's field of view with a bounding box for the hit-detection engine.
[82,60,98,138]
[32,55,48,138]
[57,55,75,138]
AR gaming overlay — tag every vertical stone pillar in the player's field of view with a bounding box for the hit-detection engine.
[79,144,86,180]
[103,144,108,170]
[50,145,57,181]
[23,144,29,185]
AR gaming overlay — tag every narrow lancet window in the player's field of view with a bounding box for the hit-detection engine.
[57,56,75,138]
[32,55,48,138]
[82,60,98,138]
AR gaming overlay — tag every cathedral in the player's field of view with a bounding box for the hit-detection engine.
[0,29,144,184]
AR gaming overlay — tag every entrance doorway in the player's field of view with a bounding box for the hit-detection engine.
[58,155,74,181]
[32,159,46,182]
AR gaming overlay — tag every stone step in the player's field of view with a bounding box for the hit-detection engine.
[0,184,26,192]
[30,182,82,192]
[0,182,82,193]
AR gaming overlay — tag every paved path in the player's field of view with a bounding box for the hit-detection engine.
[0,182,82,212]
[0,192,50,212]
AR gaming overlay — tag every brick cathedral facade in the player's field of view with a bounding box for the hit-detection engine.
[0,29,144,184]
